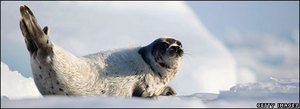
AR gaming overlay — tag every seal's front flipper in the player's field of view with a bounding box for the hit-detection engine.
[20,5,52,55]
[160,86,176,96]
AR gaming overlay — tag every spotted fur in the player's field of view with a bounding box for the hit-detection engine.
[19,5,183,97]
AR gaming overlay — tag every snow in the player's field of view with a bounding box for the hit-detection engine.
[204,78,299,108]
[1,96,207,108]
[1,62,42,100]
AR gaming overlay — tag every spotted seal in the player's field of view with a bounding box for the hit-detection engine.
[19,5,183,98]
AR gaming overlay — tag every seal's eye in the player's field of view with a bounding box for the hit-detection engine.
[161,42,169,49]
[177,41,182,47]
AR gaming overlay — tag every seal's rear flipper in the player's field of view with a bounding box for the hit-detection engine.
[20,19,37,54]
[20,5,52,55]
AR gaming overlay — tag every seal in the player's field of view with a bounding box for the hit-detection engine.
[19,5,183,97]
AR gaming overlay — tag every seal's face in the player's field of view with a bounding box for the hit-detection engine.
[151,38,184,69]
[152,38,184,58]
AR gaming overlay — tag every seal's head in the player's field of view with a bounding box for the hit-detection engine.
[139,37,184,70]
[151,38,183,62]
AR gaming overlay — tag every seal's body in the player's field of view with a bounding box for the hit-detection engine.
[19,5,183,97]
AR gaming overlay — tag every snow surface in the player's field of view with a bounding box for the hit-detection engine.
[1,62,42,100]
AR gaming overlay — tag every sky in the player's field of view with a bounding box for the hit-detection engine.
[1,1,299,97]
[187,1,299,83]
[187,1,299,39]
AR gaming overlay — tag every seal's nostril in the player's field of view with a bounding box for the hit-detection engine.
[177,49,184,56]
[176,46,180,50]
[172,46,180,51]
[170,46,178,51]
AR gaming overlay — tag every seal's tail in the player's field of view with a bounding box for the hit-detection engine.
[19,5,52,55]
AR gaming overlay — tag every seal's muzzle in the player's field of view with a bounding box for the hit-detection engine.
[167,45,183,57]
